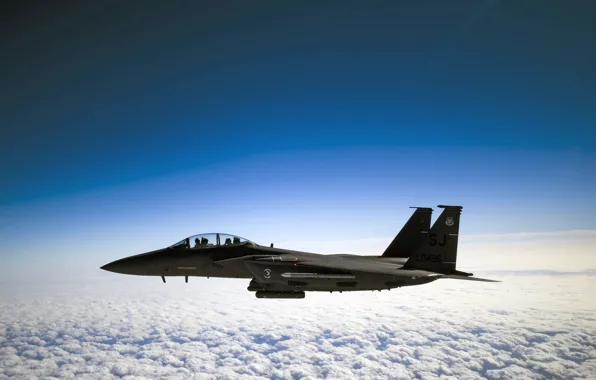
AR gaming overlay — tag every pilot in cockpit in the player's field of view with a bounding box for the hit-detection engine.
[194,238,201,248]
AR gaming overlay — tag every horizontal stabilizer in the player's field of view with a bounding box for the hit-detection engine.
[441,275,501,282]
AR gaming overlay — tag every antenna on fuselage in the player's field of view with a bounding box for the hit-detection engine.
[161,276,166,283]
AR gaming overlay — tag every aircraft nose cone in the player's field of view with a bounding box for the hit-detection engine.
[100,258,136,274]
[100,260,121,273]
[100,249,165,275]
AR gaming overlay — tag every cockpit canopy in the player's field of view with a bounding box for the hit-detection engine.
[170,233,254,249]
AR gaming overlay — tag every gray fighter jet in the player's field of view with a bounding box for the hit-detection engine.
[101,205,498,298]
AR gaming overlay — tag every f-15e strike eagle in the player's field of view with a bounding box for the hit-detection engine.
[101,205,498,298]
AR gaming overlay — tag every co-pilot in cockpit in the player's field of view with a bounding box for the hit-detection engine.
[170,233,252,249]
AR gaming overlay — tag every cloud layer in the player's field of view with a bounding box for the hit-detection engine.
[1,273,595,379]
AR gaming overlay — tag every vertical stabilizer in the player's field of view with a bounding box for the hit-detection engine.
[382,207,433,258]
[403,205,462,273]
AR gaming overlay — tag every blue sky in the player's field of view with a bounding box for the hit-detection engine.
[1,1,595,262]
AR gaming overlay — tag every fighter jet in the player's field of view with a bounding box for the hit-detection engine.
[101,205,498,298]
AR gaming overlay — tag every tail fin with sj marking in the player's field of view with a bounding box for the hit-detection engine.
[382,207,433,258]
[403,205,462,273]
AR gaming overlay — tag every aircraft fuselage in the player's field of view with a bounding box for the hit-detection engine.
[100,244,431,292]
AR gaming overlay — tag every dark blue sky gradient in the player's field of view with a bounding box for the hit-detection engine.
[1,1,595,204]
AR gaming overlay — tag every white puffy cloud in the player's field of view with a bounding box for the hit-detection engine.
[1,271,595,379]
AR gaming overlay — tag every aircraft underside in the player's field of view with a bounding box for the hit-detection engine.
[246,276,438,298]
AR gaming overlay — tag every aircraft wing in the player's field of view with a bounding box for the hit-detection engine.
[297,257,442,278]
[295,257,500,282]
